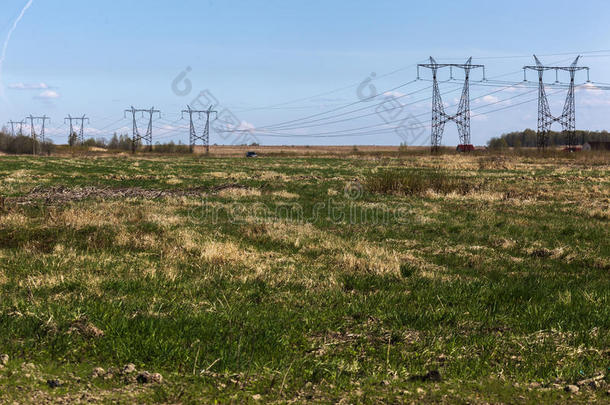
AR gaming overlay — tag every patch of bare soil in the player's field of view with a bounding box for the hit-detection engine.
[5,183,253,205]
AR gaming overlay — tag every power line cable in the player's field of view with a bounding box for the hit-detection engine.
[258,79,421,130]
[236,80,530,136]
[246,88,567,139]
[232,59,575,134]
[232,62,426,114]
[220,84,539,139]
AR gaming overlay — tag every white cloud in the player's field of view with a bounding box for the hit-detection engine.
[8,82,49,90]
[383,91,406,99]
[221,119,256,131]
[42,126,66,136]
[482,95,499,103]
[86,127,113,135]
[37,90,59,99]
[159,124,181,131]
[93,126,130,135]
[236,121,256,132]
[559,83,610,106]
[577,82,604,95]
[503,83,528,93]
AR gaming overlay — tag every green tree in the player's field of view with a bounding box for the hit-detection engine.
[68,132,78,147]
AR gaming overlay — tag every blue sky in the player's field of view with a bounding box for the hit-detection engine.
[1,0,610,146]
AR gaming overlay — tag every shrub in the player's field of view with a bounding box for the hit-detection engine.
[153,141,191,154]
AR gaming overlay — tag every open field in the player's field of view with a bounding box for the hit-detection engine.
[196,145,411,156]
[53,145,427,158]
[0,152,608,403]
[54,144,596,158]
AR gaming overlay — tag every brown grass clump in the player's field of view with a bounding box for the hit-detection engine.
[366,170,478,196]
[271,190,300,199]
[199,240,246,266]
[0,211,29,227]
[336,245,401,277]
[67,316,105,339]
[217,188,261,198]
[477,156,517,171]
[583,207,610,220]
[0,269,7,286]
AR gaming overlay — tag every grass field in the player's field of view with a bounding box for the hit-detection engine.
[0,152,608,403]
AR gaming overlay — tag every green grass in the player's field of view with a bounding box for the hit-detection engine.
[0,154,608,403]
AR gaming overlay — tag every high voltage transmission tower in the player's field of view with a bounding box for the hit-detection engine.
[7,120,25,136]
[65,115,89,146]
[418,57,485,152]
[125,106,161,153]
[181,105,217,154]
[25,115,50,155]
[523,55,590,151]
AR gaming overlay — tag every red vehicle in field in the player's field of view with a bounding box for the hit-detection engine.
[456,144,475,152]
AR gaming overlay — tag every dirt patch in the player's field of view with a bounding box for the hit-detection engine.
[67,316,105,339]
[5,184,254,205]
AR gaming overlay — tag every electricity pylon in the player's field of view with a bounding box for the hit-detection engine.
[25,115,50,155]
[65,115,89,146]
[7,120,25,136]
[523,55,589,150]
[124,107,160,153]
[418,57,485,152]
[182,105,217,154]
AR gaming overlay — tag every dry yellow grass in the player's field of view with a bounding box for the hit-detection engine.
[217,188,262,198]
[199,240,246,266]
[271,190,300,199]
[336,247,401,277]
[40,202,186,229]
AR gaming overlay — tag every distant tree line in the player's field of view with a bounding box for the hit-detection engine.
[105,133,190,153]
[488,129,610,149]
[0,129,191,154]
[0,129,55,155]
[65,132,134,150]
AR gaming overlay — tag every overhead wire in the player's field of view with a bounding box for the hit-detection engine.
[231,61,426,114]
[9,52,610,144]
[221,88,531,139]
[434,49,610,62]
[227,79,536,137]
[257,79,421,131]
[254,84,436,131]
[222,56,582,135]
[244,88,563,139]
[238,87,540,138]
[253,76,598,139]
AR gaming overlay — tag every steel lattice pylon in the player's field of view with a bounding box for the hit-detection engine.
[65,115,89,146]
[182,105,217,154]
[25,115,50,155]
[125,107,161,153]
[523,55,589,151]
[7,120,25,137]
[418,57,485,152]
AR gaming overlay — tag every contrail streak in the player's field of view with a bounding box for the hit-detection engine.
[0,0,34,95]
